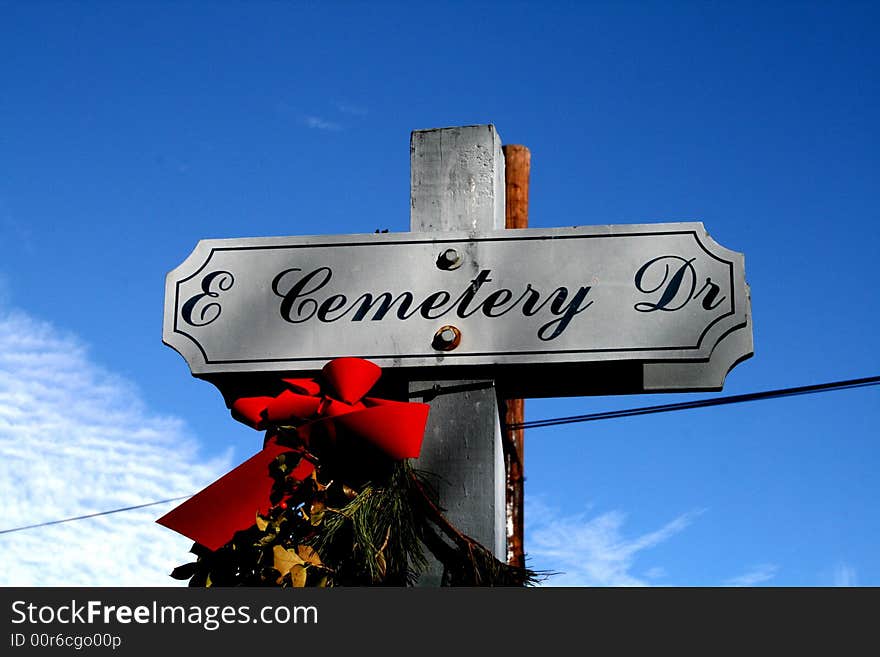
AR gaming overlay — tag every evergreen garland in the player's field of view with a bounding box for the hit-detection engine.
[171,425,541,587]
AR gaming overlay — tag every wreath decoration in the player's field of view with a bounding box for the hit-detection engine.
[158,357,539,586]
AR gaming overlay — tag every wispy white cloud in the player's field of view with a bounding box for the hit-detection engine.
[526,499,702,586]
[0,310,231,586]
[833,563,857,587]
[723,563,779,587]
[302,115,342,131]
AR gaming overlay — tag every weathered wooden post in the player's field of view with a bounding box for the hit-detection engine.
[408,126,508,584]
[501,143,530,569]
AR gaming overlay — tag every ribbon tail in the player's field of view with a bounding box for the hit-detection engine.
[156,439,312,551]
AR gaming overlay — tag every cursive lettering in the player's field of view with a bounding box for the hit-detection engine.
[271,267,594,341]
[539,286,594,340]
[273,267,331,323]
[181,271,235,327]
[634,255,727,313]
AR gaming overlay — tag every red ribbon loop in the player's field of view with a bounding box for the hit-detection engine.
[157,358,430,551]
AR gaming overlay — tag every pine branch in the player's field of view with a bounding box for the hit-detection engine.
[174,433,543,587]
[407,466,541,586]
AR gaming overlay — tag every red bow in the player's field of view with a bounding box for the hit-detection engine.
[157,357,430,551]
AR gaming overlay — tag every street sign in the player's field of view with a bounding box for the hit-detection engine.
[164,221,752,394]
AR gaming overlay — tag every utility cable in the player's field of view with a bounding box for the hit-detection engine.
[510,375,880,430]
[0,496,191,536]
[1,374,878,536]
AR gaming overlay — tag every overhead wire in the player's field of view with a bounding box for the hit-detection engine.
[0,496,191,536]
[1,374,877,536]
[510,375,880,430]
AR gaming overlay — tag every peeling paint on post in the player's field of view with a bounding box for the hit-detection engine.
[408,125,507,584]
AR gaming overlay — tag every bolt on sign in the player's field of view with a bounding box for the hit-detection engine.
[164,222,752,397]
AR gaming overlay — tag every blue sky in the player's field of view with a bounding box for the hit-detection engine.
[1,1,877,586]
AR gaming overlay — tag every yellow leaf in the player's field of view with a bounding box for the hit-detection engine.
[297,545,323,567]
[290,564,308,587]
[273,545,304,580]
[255,512,269,532]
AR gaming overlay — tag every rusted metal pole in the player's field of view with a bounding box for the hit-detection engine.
[502,144,529,569]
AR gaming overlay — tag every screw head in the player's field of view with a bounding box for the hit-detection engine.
[437,248,462,270]
[432,325,462,351]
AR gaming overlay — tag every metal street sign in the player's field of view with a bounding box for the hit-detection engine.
[164,222,752,394]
